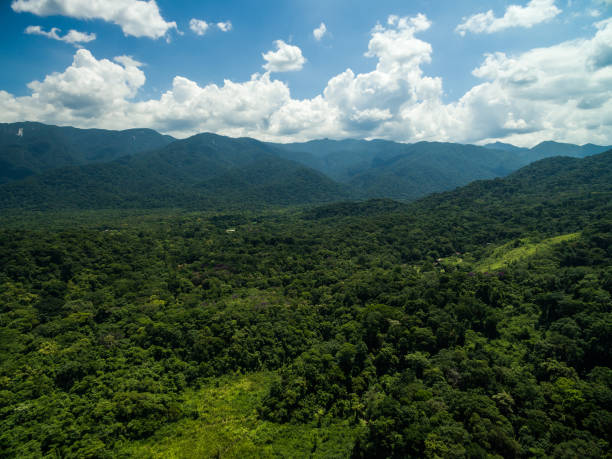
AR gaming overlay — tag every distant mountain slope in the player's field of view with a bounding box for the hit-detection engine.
[271,139,525,199]
[2,122,610,208]
[485,140,611,163]
[483,141,526,153]
[267,138,410,182]
[272,138,611,201]
[528,141,611,161]
[271,139,527,200]
[407,148,612,241]
[0,122,175,183]
[305,149,612,262]
[346,142,523,200]
[0,132,348,210]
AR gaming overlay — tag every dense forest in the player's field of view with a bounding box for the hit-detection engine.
[1,150,610,457]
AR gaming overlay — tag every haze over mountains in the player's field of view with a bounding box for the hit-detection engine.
[0,122,610,210]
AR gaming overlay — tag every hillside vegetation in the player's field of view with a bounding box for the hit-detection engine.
[0,133,348,210]
[1,151,610,457]
[1,122,610,209]
[0,122,174,183]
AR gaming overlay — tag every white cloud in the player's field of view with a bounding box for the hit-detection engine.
[189,18,209,36]
[262,40,306,72]
[25,25,95,46]
[456,0,561,36]
[456,18,612,145]
[113,55,144,68]
[217,21,232,32]
[313,22,327,41]
[317,13,449,138]
[11,0,177,39]
[1,15,611,147]
[0,49,145,125]
[189,19,232,36]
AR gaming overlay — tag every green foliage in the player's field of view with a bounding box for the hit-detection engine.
[0,150,611,456]
[0,132,348,210]
[470,233,580,272]
[272,138,611,201]
[121,372,357,458]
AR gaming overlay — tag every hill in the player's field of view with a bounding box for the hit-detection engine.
[267,138,410,182]
[485,140,612,164]
[0,132,348,210]
[345,142,522,200]
[0,122,175,183]
[529,140,611,161]
[271,138,611,201]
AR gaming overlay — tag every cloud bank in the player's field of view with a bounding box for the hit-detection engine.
[1,15,610,147]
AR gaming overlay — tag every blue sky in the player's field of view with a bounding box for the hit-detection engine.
[1,0,610,146]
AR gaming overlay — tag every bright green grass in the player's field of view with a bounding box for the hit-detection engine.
[473,233,579,272]
[118,372,357,458]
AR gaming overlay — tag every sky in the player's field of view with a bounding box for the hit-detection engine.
[0,0,611,147]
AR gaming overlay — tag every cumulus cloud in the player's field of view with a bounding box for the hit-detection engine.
[189,18,209,36]
[0,49,145,125]
[456,0,561,36]
[262,40,306,72]
[318,13,451,138]
[217,21,232,32]
[313,22,327,41]
[1,15,611,146]
[25,25,95,46]
[589,18,612,70]
[11,0,176,39]
[456,18,612,145]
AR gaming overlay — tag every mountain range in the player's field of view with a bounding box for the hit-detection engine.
[0,122,609,210]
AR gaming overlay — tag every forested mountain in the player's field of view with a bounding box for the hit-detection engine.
[529,141,611,160]
[267,138,410,182]
[1,147,610,457]
[345,142,520,200]
[0,122,174,183]
[270,138,611,200]
[0,132,348,210]
[483,141,526,153]
[485,140,611,163]
[2,122,609,207]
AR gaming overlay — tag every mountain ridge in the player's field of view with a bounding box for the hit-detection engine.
[1,121,610,210]
[0,121,175,183]
[0,131,348,210]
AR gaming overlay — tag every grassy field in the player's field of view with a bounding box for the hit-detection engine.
[473,233,580,272]
[118,372,357,458]
[437,233,580,272]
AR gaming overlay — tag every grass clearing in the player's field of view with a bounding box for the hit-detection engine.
[118,372,357,458]
[473,233,579,272]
